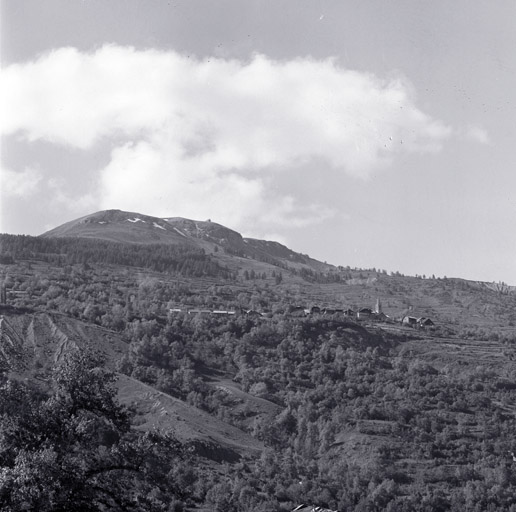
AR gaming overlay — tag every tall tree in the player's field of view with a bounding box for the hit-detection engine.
[0,350,185,512]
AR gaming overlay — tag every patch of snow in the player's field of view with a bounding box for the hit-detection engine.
[126,218,146,223]
[153,222,166,230]
[173,227,187,237]
[98,221,107,224]
[243,240,248,244]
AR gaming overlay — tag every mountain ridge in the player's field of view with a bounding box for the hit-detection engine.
[40,209,335,274]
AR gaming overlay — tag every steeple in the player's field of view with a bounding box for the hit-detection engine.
[374,297,382,314]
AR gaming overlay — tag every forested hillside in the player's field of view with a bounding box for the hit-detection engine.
[2,230,516,511]
[0,234,234,278]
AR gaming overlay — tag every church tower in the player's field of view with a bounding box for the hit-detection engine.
[374,297,382,315]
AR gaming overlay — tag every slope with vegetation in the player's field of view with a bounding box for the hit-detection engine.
[1,212,516,511]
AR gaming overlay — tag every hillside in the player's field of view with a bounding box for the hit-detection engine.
[0,307,273,463]
[41,209,335,275]
[2,214,516,510]
[24,208,516,333]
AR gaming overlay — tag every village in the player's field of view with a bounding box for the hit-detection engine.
[169,297,435,330]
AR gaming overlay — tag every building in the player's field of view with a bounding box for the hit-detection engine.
[357,307,373,319]
[417,317,435,328]
[187,309,212,315]
[290,306,307,317]
[245,309,263,317]
[402,315,418,327]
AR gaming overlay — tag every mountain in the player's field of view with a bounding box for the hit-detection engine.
[41,208,334,273]
[1,209,512,330]
[41,209,196,246]
[4,211,516,510]
[16,208,516,329]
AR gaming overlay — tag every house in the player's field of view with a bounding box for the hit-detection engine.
[304,306,321,315]
[169,308,183,314]
[402,315,418,327]
[322,307,335,315]
[357,307,373,319]
[417,317,435,328]
[187,309,212,315]
[245,309,263,317]
[290,306,307,317]
[344,308,355,317]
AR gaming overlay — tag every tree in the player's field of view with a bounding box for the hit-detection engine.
[0,350,185,511]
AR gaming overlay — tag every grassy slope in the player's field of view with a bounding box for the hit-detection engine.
[0,307,272,463]
[116,374,264,462]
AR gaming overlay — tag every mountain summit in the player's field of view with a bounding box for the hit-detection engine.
[41,209,333,273]
[41,209,194,246]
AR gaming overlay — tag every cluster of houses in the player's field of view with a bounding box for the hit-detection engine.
[169,298,435,328]
[292,299,435,328]
[286,298,387,321]
[168,305,363,318]
[401,315,435,328]
[169,307,263,317]
[288,305,353,317]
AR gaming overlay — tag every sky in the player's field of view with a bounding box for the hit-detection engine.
[1,0,516,283]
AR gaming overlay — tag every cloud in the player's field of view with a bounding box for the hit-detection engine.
[463,125,490,145]
[98,136,336,231]
[1,45,453,233]
[1,166,42,197]
[46,177,97,213]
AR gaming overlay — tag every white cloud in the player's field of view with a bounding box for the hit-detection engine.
[98,135,334,232]
[1,45,454,232]
[463,125,490,145]
[46,177,97,213]
[1,166,42,197]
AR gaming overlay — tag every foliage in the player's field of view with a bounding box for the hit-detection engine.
[118,313,516,510]
[3,243,516,510]
[0,234,233,278]
[0,351,187,512]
